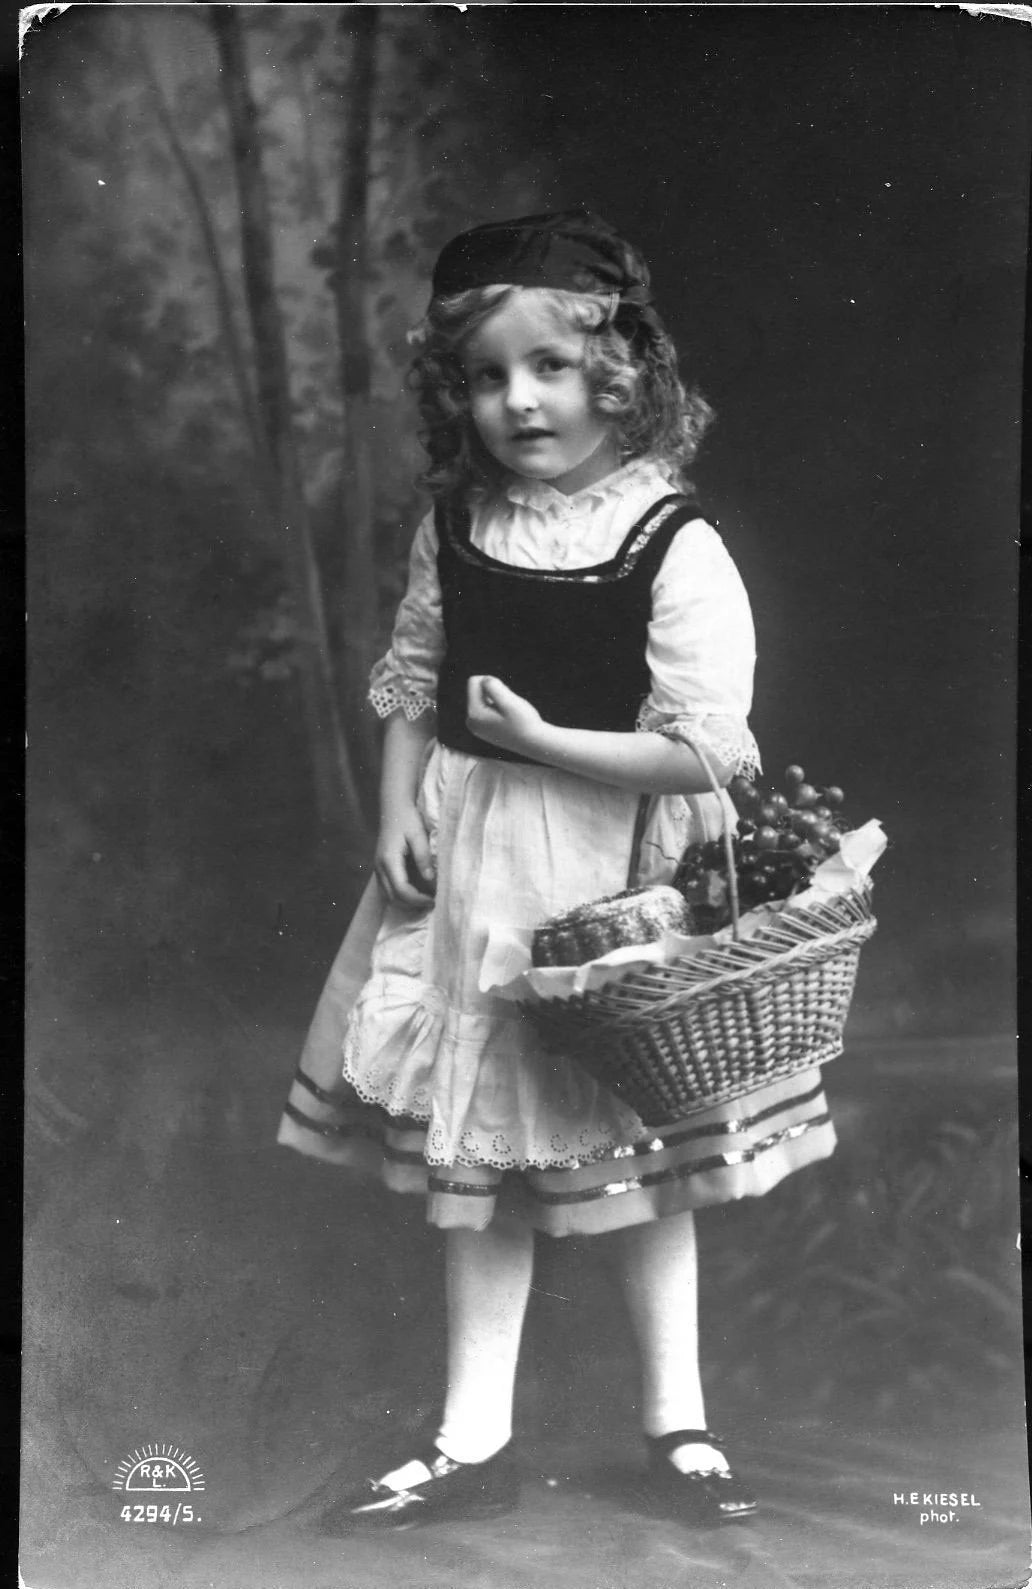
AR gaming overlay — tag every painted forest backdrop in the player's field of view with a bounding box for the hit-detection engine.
[24,6,1026,1154]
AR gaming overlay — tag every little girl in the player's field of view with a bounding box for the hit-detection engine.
[277,210,836,1532]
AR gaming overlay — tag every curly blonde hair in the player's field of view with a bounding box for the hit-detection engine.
[408,285,713,500]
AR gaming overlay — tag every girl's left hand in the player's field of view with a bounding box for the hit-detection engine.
[466,676,544,756]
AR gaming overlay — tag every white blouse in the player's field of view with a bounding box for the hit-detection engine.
[368,456,761,781]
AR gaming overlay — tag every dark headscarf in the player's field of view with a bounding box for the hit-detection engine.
[430,209,664,343]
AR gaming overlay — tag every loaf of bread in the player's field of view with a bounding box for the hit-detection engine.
[531,886,694,968]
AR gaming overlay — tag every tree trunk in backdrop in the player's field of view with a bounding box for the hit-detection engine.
[134,25,265,462]
[210,8,366,834]
[332,7,380,802]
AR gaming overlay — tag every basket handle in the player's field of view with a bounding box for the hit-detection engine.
[625,737,741,942]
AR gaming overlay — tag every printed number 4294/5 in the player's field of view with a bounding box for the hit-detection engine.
[120,1504,197,1524]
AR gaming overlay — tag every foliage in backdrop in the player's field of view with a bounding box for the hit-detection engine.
[25,5,1023,1049]
[26,6,544,965]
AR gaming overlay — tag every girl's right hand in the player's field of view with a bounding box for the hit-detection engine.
[374,806,436,909]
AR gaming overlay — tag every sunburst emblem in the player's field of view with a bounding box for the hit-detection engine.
[112,1443,206,1493]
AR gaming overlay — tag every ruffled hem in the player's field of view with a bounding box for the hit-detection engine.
[276,1065,838,1233]
[340,970,646,1171]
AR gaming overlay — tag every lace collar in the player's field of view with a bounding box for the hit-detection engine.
[502,456,674,515]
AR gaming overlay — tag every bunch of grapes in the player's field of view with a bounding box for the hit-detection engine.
[673,765,848,926]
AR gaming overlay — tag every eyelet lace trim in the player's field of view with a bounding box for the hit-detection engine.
[343,1035,433,1120]
[343,1026,642,1170]
[424,1119,631,1171]
[636,706,762,782]
[369,681,436,721]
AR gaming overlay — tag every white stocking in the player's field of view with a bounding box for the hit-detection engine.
[616,1212,728,1475]
[434,1217,535,1464]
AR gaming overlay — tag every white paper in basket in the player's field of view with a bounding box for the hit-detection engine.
[479,924,721,1003]
[480,819,885,1005]
[782,819,886,913]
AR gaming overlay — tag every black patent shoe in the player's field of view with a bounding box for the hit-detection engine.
[644,1429,758,1526]
[316,1443,520,1534]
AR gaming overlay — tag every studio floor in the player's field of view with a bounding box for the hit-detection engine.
[20,1420,1028,1589]
[21,947,1029,1589]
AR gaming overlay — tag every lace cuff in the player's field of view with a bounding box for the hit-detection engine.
[635,704,762,782]
[368,677,437,722]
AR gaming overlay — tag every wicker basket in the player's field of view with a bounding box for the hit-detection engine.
[522,745,878,1124]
